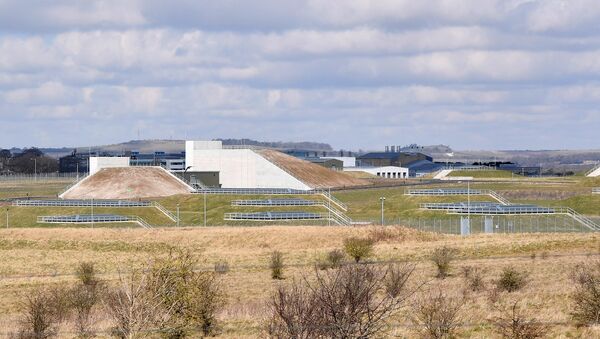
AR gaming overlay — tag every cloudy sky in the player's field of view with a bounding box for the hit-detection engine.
[1,0,600,150]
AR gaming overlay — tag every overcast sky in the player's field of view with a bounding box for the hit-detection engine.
[1,0,600,150]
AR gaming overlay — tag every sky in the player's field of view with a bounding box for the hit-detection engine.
[1,0,600,151]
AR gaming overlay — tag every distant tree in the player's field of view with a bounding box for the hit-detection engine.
[9,148,58,173]
[0,149,10,159]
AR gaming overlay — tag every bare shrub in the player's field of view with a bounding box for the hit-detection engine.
[15,287,69,339]
[104,269,170,339]
[270,251,284,280]
[343,237,374,263]
[268,263,415,338]
[491,301,549,339]
[105,249,224,338]
[70,262,104,338]
[412,290,463,339]
[316,249,346,270]
[147,249,225,337]
[570,261,600,326]
[431,246,457,279]
[495,267,528,293]
[214,260,230,275]
[462,266,485,292]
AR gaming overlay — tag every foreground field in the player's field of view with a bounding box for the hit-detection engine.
[1,226,600,337]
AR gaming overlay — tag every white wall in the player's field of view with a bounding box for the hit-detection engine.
[587,165,600,177]
[89,157,130,175]
[321,156,356,167]
[345,166,409,179]
[185,141,311,190]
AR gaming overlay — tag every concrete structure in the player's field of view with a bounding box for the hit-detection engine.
[89,157,130,175]
[321,156,356,168]
[302,157,344,171]
[587,164,600,177]
[344,166,409,179]
[185,140,311,190]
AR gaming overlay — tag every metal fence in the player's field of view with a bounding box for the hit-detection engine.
[593,188,600,194]
[385,215,593,234]
[14,199,151,207]
[224,212,327,221]
[0,173,82,182]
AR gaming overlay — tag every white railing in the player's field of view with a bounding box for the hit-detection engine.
[593,188,600,194]
[405,188,511,205]
[586,164,600,176]
[37,214,153,229]
[15,199,151,207]
[0,172,82,182]
[223,212,329,221]
[152,202,179,222]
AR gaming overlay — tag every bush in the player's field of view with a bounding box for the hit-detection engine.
[495,267,528,293]
[270,251,284,280]
[412,290,463,339]
[316,249,346,270]
[570,262,600,326]
[268,263,415,338]
[147,249,225,337]
[105,249,224,338]
[70,262,103,338]
[15,287,69,339]
[214,260,230,275]
[431,246,457,279]
[343,237,374,263]
[491,301,548,339]
[462,266,485,292]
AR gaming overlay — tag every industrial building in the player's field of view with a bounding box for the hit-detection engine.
[357,146,443,177]
[344,166,409,179]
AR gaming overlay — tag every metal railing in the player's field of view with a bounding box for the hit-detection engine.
[14,199,151,207]
[231,199,320,206]
[0,172,82,182]
[223,212,328,221]
[37,214,153,229]
[405,188,511,205]
[152,202,179,222]
[593,188,600,194]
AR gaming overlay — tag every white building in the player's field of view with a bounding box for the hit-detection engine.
[344,166,409,179]
[320,156,356,168]
[185,140,311,190]
[89,156,130,175]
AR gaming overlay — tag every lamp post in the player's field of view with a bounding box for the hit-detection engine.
[5,207,8,228]
[176,204,180,227]
[467,180,471,222]
[379,197,386,225]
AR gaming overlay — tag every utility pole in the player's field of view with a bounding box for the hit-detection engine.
[380,197,386,225]
[177,204,180,227]
[91,198,94,229]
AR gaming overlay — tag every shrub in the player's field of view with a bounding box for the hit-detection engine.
[431,246,457,279]
[462,266,485,292]
[214,260,230,275]
[570,262,600,326]
[412,290,463,339]
[105,249,224,338]
[495,267,528,293]
[147,249,225,337]
[15,287,69,339]
[268,263,415,338]
[270,251,284,280]
[70,262,104,338]
[343,237,374,263]
[317,249,346,270]
[491,301,548,339]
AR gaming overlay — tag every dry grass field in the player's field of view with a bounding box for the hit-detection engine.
[1,226,600,338]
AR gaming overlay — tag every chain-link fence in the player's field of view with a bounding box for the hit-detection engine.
[373,214,594,234]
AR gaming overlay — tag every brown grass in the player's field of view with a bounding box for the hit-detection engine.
[1,226,600,337]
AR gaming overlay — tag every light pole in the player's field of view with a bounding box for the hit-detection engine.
[467,180,471,222]
[5,207,8,228]
[203,191,207,227]
[176,204,180,227]
[379,197,386,225]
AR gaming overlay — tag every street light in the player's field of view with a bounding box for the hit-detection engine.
[177,204,180,227]
[379,197,386,225]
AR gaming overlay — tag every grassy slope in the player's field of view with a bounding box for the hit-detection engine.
[0,227,599,337]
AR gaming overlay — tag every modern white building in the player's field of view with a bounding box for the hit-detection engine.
[185,140,311,190]
[89,156,130,175]
[344,166,409,179]
[320,156,356,168]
